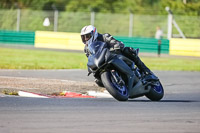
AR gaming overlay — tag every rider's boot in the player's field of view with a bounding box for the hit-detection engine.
[134,56,158,82]
[122,47,158,82]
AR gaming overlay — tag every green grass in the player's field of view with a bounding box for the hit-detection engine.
[0,48,88,69]
[142,57,200,71]
[0,47,200,71]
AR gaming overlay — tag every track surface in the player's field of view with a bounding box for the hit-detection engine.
[0,70,200,133]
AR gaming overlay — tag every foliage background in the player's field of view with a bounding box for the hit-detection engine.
[0,0,200,15]
[0,0,199,38]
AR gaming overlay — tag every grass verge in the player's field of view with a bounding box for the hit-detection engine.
[0,47,87,69]
[0,47,200,71]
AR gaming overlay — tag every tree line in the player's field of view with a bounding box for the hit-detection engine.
[0,0,200,15]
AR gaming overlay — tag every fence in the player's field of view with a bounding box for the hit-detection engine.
[0,9,199,38]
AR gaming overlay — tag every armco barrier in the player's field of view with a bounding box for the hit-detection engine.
[170,38,200,57]
[35,31,84,50]
[3,30,199,58]
[0,30,35,45]
[115,36,169,54]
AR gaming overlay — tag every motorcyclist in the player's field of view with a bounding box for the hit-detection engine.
[81,25,157,87]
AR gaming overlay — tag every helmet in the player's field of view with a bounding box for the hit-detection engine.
[81,25,98,46]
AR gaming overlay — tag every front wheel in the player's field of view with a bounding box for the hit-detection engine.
[145,81,164,101]
[101,71,129,101]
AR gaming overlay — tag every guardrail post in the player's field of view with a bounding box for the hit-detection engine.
[167,13,173,40]
[54,10,58,32]
[16,9,20,31]
[129,13,133,37]
[91,11,95,26]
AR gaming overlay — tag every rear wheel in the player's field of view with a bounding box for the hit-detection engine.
[101,71,128,101]
[145,81,164,101]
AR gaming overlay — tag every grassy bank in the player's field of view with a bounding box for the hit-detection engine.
[0,47,200,71]
[0,47,87,69]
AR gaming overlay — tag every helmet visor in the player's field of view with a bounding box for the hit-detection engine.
[81,33,92,44]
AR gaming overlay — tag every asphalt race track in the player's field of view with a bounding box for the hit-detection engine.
[0,70,200,133]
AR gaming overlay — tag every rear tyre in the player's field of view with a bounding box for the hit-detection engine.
[101,71,128,101]
[145,81,164,101]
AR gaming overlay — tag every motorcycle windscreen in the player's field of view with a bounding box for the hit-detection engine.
[88,41,107,55]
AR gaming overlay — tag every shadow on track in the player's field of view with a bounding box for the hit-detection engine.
[128,99,199,103]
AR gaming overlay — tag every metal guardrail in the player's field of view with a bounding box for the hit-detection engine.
[0,30,35,45]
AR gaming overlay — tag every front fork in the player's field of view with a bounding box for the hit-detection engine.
[110,70,125,87]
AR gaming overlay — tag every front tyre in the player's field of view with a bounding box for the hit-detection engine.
[101,71,129,101]
[145,81,164,101]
